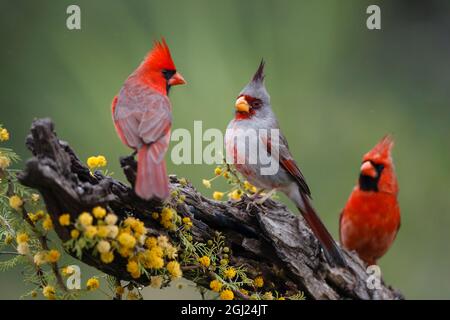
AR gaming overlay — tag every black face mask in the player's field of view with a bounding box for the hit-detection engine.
[359,163,384,192]
[162,69,176,94]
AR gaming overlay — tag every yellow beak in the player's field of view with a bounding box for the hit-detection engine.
[235,96,250,113]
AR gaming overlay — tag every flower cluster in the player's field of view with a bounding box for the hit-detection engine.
[86,155,107,171]
[202,164,261,202]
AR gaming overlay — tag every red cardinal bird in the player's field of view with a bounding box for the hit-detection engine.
[225,61,346,267]
[340,136,400,265]
[112,39,185,200]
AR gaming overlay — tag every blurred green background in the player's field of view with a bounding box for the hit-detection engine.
[1,0,450,299]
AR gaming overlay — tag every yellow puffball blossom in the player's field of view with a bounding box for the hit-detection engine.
[213,191,224,201]
[0,128,9,141]
[214,167,222,175]
[0,156,11,170]
[165,245,178,260]
[86,156,99,169]
[86,277,100,291]
[157,235,170,249]
[31,193,40,202]
[198,256,211,267]
[16,232,29,244]
[182,216,193,229]
[223,171,230,179]
[166,261,182,278]
[202,179,211,189]
[127,260,140,278]
[78,212,93,227]
[47,249,60,263]
[220,259,229,266]
[61,266,74,276]
[209,280,222,292]
[229,189,243,201]
[145,237,158,248]
[115,286,125,295]
[107,225,119,238]
[33,251,48,266]
[224,267,237,279]
[262,292,274,300]
[9,195,23,210]
[254,276,264,288]
[28,212,40,223]
[42,215,53,231]
[96,240,111,253]
[118,233,136,249]
[17,243,30,255]
[220,289,234,300]
[160,207,174,222]
[92,206,107,219]
[127,292,139,300]
[4,234,13,244]
[97,225,109,238]
[150,276,163,289]
[101,251,114,264]
[84,226,98,239]
[96,155,107,167]
[71,229,80,239]
[151,212,159,220]
[59,214,71,226]
[42,285,56,300]
[105,213,118,225]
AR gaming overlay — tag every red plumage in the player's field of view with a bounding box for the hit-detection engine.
[111,39,185,200]
[339,136,401,265]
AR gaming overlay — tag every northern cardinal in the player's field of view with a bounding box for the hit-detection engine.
[339,136,400,265]
[225,61,346,267]
[112,39,185,200]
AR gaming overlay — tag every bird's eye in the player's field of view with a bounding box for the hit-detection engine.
[252,101,262,108]
[162,69,176,81]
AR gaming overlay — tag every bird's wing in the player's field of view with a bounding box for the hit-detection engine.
[264,132,312,197]
[114,83,172,150]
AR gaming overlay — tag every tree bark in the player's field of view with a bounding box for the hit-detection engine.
[17,118,403,300]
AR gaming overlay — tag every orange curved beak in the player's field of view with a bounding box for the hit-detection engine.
[168,72,186,86]
[360,161,377,178]
[235,96,250,113]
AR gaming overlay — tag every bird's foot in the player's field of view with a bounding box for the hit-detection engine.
[245,189,276,213]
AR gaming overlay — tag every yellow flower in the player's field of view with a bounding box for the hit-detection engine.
[96,240,111,253]
[209,280,222,292]
[224,267,237,279]
[70,229,80,239]
[262,291,274,300]
[96,155,107,167]
[243,181,257,193]
[100,251,114,264]
[61,266,74,276]
[42,285,56,300]
[86,156,99,169]
[278,297,286,300]
[223,171,230,179]
[9,195,23,210]
[157,235,170,249]
[0,128,10,141]
[151,212,159,220]
[16,232,29,244]
[202,179,211,189]
[198,256,211,267]
[165,245,178,260]
[34,251,48,266]
[84,226,98,239]
[0,156,11,169]
[17,243,30,255]
[145,236,158,248]
[107,225,119,238]
[182,217,193,229]
[105,213,118,225]
[47,249,60,263]
[127,292,139,300]
[59,214,71,226]
[42,215,53,231]
[179,177,187,186]
[213,191,224,200]
[220,289,234,300]
[78,212,93,227]
[220,259,228,266]
[166,261,182,278]
[86,277,100,291]
[127,260,140,278]
[115,286,125,295]
[118,233,136,249]
[214,167,222,175]
[160,207,174,222]
[4,234,13,244]
[150,276,163,289]
[31,193,40,202]
[254,276,264,288]
[229,189,243,201]
[92,206,106,219]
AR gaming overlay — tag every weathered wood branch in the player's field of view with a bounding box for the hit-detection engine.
[17,118,403,300]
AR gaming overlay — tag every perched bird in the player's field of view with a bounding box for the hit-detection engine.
[112,39,185,200]
[340,136,400,265]
[225,61,346,267]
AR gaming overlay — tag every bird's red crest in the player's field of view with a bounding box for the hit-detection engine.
[363,135,394,165]
[143,38,176,71]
